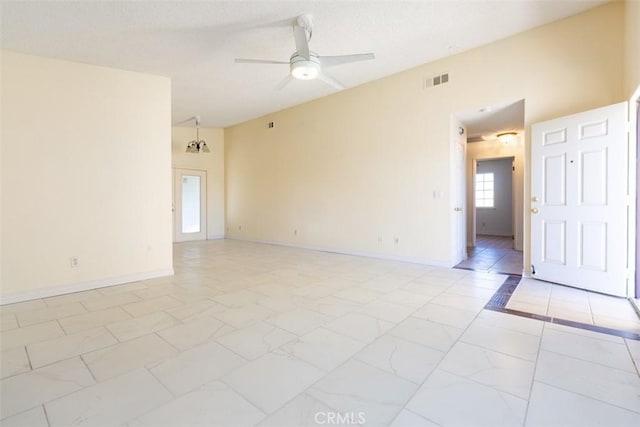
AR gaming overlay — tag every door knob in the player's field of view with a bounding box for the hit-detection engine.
[531,208,539,214]
[532,196,539,202]
[454,207,462,212]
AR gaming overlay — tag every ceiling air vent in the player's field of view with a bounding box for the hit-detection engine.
[424,72,449,89]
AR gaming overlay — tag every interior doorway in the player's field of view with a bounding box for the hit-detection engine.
[453,99,525,275]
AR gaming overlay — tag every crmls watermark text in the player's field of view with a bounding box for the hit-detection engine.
[314,411,366,425]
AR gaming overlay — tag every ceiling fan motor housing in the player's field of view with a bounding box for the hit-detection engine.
[290,53,321,80]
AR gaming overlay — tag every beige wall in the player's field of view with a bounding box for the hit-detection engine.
[625,0,640,95]
[1,51,173,303]
[225,2,625,267]
[466,137,524,251]
[172,126,225,239]
[225,3,625,267]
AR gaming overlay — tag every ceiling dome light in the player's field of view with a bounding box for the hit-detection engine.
[291,58,320,80]
[497,132,517,144]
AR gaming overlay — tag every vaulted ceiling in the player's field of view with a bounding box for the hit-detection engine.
[1,1,607,127]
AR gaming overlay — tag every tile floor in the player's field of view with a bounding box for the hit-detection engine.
[506,277,640,334]
[456,235,523,275]
[1,240,639,426]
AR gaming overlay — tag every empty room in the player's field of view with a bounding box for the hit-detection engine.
[1,1,639,426]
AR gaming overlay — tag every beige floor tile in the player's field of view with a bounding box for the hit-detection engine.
[308,360,417,427]
[0,406,48,427]
[122,295,183,317]
[164,299,227,321]
[526,381,640,426]
[355,335,443,384]
[106,311,178,342]
[44,368,172,426]
[58,307,132,334]
[377,289,434,308]
[265,308,331,335]
[406,369,527,427]
[544,321,624,342]
[213,289,264,308]
[0,357,94,419]
[541,327,636,372]
[223,350,325,414]
[626,338,640,374]
[300,295,359,317]
[324,313,394,343]
[257,393,335,427]
[535,350,640,413]
[81,292,141,311]
[281,327,365,371]
[429,292,487,312]
[476,310,544,336]
[390,409,439,427]
[16,303,87,327]
[217,321,296,360]
[412,303,478,329]
[135,381,265,426]
[438,341,535,398]
[332,287,384,304]
[159,316,234,350]
[1,346,31,379]
[27,326,118,368]
[356,300,415,323]
[150,341,247,396]
[43,290,103,307]
[82,334,177,381]
[0,299,47,314]
[460,321,540,361]
[389,317,463,352]
[96,282,148,296]
[0,312,19,331]
[1,321,65,351]
[592,315,640,333]
[211,303,274,328]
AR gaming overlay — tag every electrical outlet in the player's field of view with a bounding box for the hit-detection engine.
[294,229,298,236]
[394,237,399,244]
[377,236,383,244]
[70,257,79,268]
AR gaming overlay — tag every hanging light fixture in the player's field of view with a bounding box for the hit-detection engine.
[497,132,517,144]
[186,116,210,153]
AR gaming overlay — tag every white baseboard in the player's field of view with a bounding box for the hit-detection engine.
[0,268,174,306]
[226,236,452,268]
[207,234,225,240]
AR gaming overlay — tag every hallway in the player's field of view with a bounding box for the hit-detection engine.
[456,235,523,275]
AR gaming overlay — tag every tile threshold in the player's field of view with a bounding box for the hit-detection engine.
[469,273,640,341]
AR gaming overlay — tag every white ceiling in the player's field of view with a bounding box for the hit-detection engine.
[1,1,607,128]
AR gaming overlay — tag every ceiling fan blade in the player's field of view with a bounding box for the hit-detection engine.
[235,58,289,65]
[275,75,294,90]
[293,23,310,60]
[319,53,375,68]
[317,71,344,90]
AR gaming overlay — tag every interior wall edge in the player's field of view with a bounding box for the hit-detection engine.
[0,268,174,306]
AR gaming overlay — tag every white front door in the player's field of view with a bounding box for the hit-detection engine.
[451,119,467,265]
[531,102,628,296]
[174,169,207,242]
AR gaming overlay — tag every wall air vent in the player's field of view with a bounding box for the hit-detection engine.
[424,72,449,89]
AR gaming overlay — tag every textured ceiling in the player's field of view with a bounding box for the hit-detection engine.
[1,1,607,128]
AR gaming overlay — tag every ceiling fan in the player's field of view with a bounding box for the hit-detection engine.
[235,14,375,90]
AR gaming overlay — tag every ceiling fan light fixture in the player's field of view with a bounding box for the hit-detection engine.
[497,132,517,144]
[291,60,320,80]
